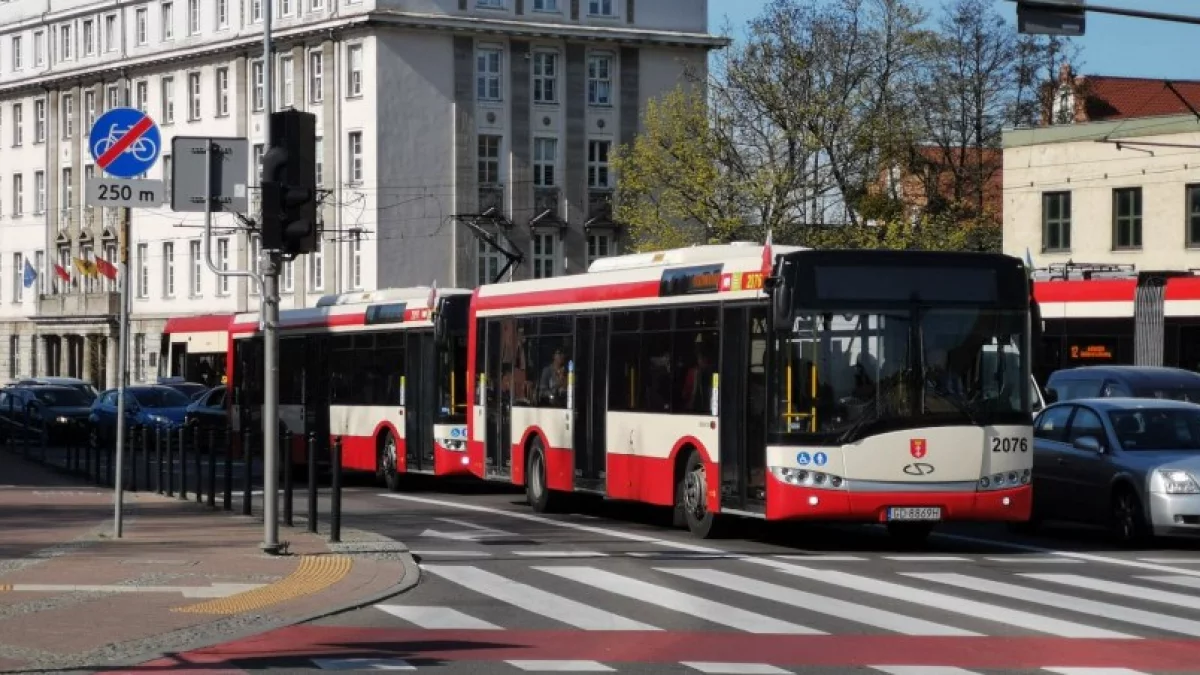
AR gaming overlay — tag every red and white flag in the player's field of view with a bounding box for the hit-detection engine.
[761,228,774,278]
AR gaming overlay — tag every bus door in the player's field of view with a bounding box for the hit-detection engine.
[484,319,512,479]
[405,331,437,473]
[719,305,768,513]
[572,314,608,491]
[304,335,330,466]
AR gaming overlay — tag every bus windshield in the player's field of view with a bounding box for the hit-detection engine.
[774,308,1029,439]
[438,332,468,423]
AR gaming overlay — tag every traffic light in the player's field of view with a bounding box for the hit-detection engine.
[260,109,317,255]
[1016,0,1085,36]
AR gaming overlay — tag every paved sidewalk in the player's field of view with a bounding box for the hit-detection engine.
[0,448,416,674]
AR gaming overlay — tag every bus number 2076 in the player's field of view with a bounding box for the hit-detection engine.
[991,437,1029,453]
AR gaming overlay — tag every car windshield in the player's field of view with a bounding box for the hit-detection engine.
[131,387,192,408]
[33,388,94,407]
[1109,408,1200,451]
[1135,387,1200,403]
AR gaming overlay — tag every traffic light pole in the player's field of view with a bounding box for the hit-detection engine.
[259,0,282,555]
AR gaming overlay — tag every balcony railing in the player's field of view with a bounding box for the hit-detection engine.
[479,185,504,214]
[533,187,560,216]
[37,291,121,318]
[588,190,614,223]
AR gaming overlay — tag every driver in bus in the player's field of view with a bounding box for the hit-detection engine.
[539,347,568,406]
[926,348,965,397]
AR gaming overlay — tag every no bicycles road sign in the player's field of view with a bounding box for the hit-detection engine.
[88,107,162,179]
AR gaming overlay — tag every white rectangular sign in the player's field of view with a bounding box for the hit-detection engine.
[86,178,165,208]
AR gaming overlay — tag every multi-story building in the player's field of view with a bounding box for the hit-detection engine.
[0,0,723,388]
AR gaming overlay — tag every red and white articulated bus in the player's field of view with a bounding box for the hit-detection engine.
[227,287,473,485]
[159,314,233,386]
[1031,263,1200,381]
[466,243,1036,540]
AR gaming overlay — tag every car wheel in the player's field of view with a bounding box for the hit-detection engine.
[1111,487,1150,547]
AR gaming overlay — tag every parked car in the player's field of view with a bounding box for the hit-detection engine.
[185,385,227,431]
[1,385,96,444]
[155,377,209,401]
[12,377,99,402]
[89,385,193,448]
[1045,365,1200,404]
[1029,397,1200,545]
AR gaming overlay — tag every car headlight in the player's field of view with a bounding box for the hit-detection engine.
[1160,469,1200,494]
[148,414,171,426]
[55,416,70,424]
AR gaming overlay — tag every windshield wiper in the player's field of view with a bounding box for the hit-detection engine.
[837,399,880,444]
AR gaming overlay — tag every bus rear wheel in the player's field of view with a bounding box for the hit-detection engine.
[677,450,725,539]
[526,438,560,513]
[379,431,401,492]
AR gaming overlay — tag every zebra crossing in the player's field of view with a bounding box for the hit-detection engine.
[372,559,1200,640]
[309,658,1167,672]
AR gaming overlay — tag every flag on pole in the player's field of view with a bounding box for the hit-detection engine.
[53,263,71,283]
[95,257,118,281]
[22,259,37,289]
[761,228,774,279]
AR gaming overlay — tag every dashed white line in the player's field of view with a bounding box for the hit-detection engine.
[774,555,866,562]
[505,660,614,672]
[512,550,608,558]
[374,605,501,630]
[682,663,791,674]
[311,657,415,670]
[884,556,968,561]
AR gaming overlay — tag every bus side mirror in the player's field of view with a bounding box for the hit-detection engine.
[769,275,793,330]
[1045,389,1058,404]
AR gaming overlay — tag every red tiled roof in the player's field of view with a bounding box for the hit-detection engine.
[1080,76,1200,121]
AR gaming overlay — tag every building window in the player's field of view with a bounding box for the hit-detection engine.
[136,243,149,297]
[11,36,22,70]
[81,244,97,294]
[61,94,74,139]
[348,131,363,182]
[84,91,97,128]
[533,0,558,10]
[312,0,325,9]
[587,233,614,266]
[282,0,295,15]
[532,233,556,278]
[216,238,230,294]
[282,259,294,292]
[11,104,21,146]
[9,336,18,379]
[163,154,172,195]
[162,242,175,297]
[587,53,612,105]
[161,76,175,123]
[104,15,117,52]
[477,48,502,101]
[61,168,72,215]
[281,56,294,107]
[346,44,363,97]
[34,171,45,214]
[161,1,174,39]
[1112,187,1142,250]
[12,174,22,216]
[34,251,45,296]
[249,235,261,280]
[134,334,145,382]
[315,137,324,185]
[587,140,611,188]
[82,20,95,55]
[60,24,73,60]
[33,99,45,143]
[309,51,324,102]
[588,0,614,15]
[215,67,229,116]
[477,239,502,285]
[478,134,501,185]
[477,0,503,7]
[188,0,201,34]
[55,246,70,294]
[532,51,557,104]
[135,80,149,112]
[33,31,45,66]
[1188,185,1200,248]
[251,0,263,22]
[253,143,264,185]
[106,84,120,110]
[310,236,324,290]
[252,60,265,111]
[1041,191,1071,252]
[533,137,557,187]
[189,240,201,296]
[136,8,148,45]
[102,243,116,292]
[188,72,201,120]
[349,238,362,289]
[216,0,229,28]
[12,253,23,303]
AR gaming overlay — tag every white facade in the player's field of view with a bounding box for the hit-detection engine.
[0,0,722,387]
[1004,113,1200,273]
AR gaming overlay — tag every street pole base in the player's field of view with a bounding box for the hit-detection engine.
[261,541,289,556]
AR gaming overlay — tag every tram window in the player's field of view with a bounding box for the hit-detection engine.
[644,309,670,331]
[531,315,571,408]
[375,335,405,406]
[676,306,718,329]
[609,332,641,410]
[673,328,719,414]
[642,332,673,413]
[279,338,305,405]
[613,311,640,332]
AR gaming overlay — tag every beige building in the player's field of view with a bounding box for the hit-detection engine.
[1004,113,1200,271]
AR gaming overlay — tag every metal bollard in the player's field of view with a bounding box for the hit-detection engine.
[164,425,174,497]
[178,426,188,501]
[128,425,138,493]
[193,425,203,504]
[330,436,342,543]
[39,417,47,465]
[242,429,253,516]
[22,405,30,458]
[283,430,293,527]
[207,429,217,508]
[67,426,75,473]
[141,425,151,491]
[223,427,233,511]
[307,432,318,534]
[154,424,164,494]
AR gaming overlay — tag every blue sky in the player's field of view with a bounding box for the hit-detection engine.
[707,0,1199,80]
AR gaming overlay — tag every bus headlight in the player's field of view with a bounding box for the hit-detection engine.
[439,439,466,451]
[770,466,845,490]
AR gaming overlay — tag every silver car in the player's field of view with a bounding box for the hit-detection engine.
[1031,397,1200,545]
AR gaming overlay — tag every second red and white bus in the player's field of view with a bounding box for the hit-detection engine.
[466,243,1036,540]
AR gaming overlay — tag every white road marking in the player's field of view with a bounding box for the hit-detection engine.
[409,550,492,557]
[505,660,614,672]
[311,657,415,670]
[537,566,820,634]
[774,555,866,562]
[908,572,1200,637]
[767,565,1132,638]
[871,668,983,675]
[660,567,974,636]
[933,532,1200,578]
[1022,574,1200,610]
[1042,669,1153,674]
[1139,575,1200,591]
[627,551,739,559]
[884,556,968,561]
[374,605,501,630]
[982,557,1081,564]
[422,565,658,631]
[513,550,608,558]
[682,663,791,674]
[1138,558,1200,564]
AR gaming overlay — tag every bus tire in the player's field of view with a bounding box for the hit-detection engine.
[379,430,402,493]
[677,450,725,539]
[526,438,559,513]
[886,521,935,547]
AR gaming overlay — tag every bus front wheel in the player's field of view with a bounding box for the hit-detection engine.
[379,431,401,493]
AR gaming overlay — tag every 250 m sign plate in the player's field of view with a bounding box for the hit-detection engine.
[86,178,165,208]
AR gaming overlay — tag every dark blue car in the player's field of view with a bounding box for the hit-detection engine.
[89,385,193,447]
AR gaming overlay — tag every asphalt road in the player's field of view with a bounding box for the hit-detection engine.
[195,474,1200,674]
